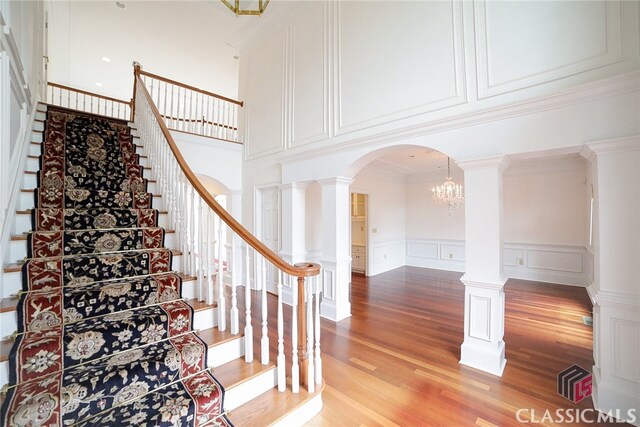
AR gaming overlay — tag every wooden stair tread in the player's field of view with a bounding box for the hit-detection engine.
[229,382,324,426]
[211,358,274,391]
[186,298,217,312]
[197,326,241,348]
[0,298,18,314]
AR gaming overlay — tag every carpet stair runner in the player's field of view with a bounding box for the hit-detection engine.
[1,107,231,426]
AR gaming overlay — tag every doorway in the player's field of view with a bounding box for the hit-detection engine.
[350,192,368,275]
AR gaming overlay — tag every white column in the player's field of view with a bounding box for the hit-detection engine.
[581,137,640,425]
[318,177,353,322]
[457,156,510,377]
[279,182,307,306]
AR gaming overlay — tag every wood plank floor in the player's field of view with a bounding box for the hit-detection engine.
[301,266,623,427]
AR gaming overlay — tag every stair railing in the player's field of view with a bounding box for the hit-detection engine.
[46,82,132,120]
[134,68,242,143]
[132,63,322,393]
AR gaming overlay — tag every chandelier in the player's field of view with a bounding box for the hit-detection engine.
[432,157,464,215]
[221,0,270,16]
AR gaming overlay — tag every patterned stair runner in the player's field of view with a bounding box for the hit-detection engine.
[1,107,231,426]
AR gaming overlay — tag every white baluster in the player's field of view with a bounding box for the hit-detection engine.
[197,198,205,300]
[307,280,315,393]
[230,231,239,335]
[190,187,197,278]
[244,245,253,363]
[217,215,226,331]
[291,276,300,393]
[314,275,322,385]
[261,256,269,365]
[277,270,285,392]
[205,208,214,304]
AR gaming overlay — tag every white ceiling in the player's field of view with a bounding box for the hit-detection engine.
[47,0,295,101]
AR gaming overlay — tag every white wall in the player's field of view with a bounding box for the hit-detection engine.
[170,130,243,193]
[238,0,639,232]
[352,167,406,276]
[0,0,46,286]
[48,1,240,102]
[403,156,590,285]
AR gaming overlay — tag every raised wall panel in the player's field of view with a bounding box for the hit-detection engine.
[440,243,465,262]
[407,241,439,259]
[245,31,286,160]
[503,247,524,267]
[290,2,328,147]
[469,295,491,341]
[335,0,466,134]
[611,318,640,382]
[475,0,623,98]
[527,249,583,273]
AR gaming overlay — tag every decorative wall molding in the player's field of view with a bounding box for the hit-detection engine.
[288,2,330,149]
[333,0,468,136]
[368,239,405,276]
[406,238,589,286]
[474,0,624,99]
[245,30,287,161]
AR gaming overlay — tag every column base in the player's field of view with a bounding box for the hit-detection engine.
[320,298,351,322]
[460,340,506,377]
[592,366,640,426]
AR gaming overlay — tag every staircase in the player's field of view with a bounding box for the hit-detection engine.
[0,79,323,426]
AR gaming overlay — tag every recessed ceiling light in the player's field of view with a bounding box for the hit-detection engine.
[115,2,126,9]
[96,82,104,87]
[233,55,239,60]
[102,57,111,63]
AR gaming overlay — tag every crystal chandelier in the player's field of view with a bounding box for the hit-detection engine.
[432,157,464,215]
[221,0,270,16]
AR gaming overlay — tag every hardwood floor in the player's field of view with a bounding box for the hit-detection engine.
[302,266,622,427]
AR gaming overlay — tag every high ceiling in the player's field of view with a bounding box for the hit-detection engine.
[47,0,296,101]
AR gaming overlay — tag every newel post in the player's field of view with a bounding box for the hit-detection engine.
[130,62,142,122]
[297,274,308,387]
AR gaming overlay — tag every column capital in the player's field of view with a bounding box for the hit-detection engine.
[456,156,510,172]
[580,135,640,160]
[317,176,355,187]
[460,274,507,290]
[278,182,309,191]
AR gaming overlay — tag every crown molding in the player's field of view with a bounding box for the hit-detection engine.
[581,135,640,160]
[457,156,510,172]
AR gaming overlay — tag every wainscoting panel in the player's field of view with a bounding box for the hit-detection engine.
[406,239,589,286]
[369,240,405,276]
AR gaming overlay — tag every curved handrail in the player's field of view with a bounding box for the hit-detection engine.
[134,67,320,278]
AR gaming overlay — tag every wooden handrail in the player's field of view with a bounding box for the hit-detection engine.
[134,66,318,278]
[48,82,132,106]
[138,69,244,107]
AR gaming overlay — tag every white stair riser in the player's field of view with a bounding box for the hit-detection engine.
[34,121,44,132]
[32,131,42,143]
[224,368,277,412]
[208,337,245,369]
[0,360,7,389]
[272,393,324,427]
[194,307,217,331]
[22,173,157,195]
[13,211,170,236]
[9,232,175,263]
[36,111,46,120]
[29,143,41,156]
[1,310,17,340]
